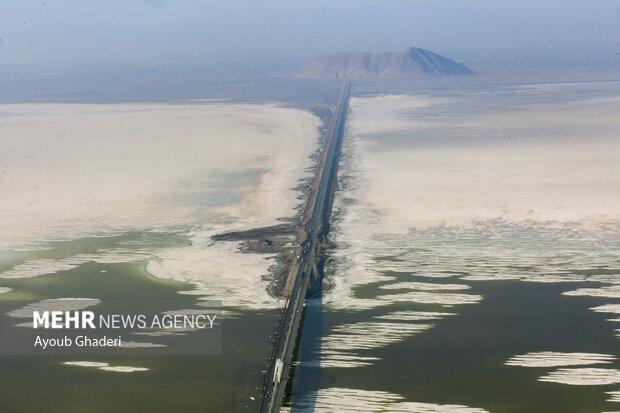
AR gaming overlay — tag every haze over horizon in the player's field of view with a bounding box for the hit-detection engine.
[2,2,620,413]
[2,0,620,77]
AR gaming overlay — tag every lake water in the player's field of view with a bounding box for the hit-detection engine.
[287,74,620,413]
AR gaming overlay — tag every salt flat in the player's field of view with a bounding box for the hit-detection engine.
[302,81,620,413]
[326,86,620,308]
[0,103,319,307]
[348,93,620,231]
[0,103,318,250]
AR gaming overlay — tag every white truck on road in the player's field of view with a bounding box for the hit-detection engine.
[273,358,283,384]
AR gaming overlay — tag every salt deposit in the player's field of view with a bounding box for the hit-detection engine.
[326,91,620,312]
[8,298,100,318]
[539,368,620,385]
[506,352,616,367]
[0,103,320,309]
[563,285,620,298]
[0,103,319,251]
[64,361,148,373]
[284,387,489,412]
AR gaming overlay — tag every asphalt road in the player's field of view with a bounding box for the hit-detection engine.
[259,80,350,413]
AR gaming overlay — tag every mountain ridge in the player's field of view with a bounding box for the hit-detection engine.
[294,47,474,79]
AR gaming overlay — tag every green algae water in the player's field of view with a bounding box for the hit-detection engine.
[0,232,277,412]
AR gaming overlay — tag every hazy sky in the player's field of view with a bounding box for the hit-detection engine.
[1,0,620,74]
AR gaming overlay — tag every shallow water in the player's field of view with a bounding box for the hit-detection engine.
[287,76,620,413]
[2,74,619,412]
[291,269,620,412]
[0,234,277,412]
[0,83,323,412]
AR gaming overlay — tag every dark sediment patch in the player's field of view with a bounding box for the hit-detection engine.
[209,105,333,299]
[211,223,294,242]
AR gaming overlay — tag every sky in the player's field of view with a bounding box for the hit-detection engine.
[1,0,620,75]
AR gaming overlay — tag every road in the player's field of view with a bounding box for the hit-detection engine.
[259,80,350,413]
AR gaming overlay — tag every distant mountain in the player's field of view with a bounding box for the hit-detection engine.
[294,47,474,79]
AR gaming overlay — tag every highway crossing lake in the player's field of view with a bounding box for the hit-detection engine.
[287,75,620,413]
[3,2,619,412]
[1,74,618,412]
